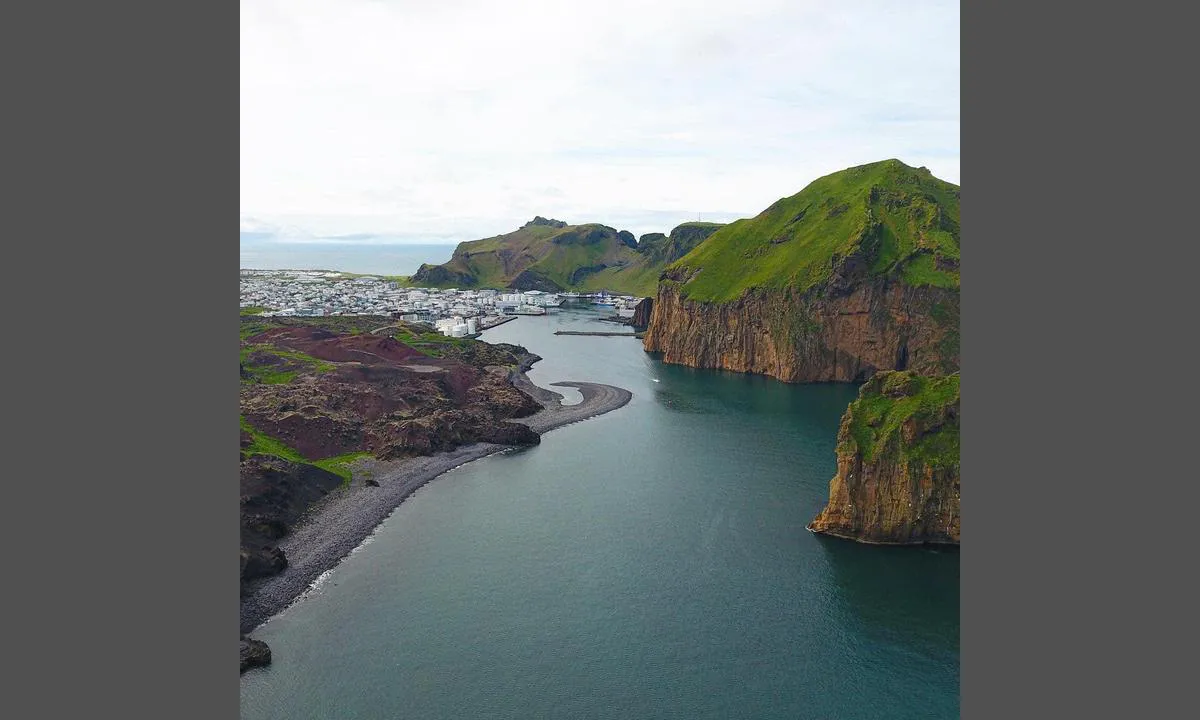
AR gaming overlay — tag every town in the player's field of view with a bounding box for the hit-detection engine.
[240,269,644,336]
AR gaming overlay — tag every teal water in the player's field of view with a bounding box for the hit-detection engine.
[240,304,959,719]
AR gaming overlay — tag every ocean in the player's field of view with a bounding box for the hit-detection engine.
[239,242,457,276]
[240,304,959,719]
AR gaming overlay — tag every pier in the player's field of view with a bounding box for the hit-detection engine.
[477,315,517,330]
[553,330,638,337]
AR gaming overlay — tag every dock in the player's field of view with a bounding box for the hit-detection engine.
[553,330,638,337]
[477,315,517,330]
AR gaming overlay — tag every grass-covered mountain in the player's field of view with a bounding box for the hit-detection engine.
[411,216,724,296]
[808,371,960,544]
[665,159,959,302]
[643,159,960,382]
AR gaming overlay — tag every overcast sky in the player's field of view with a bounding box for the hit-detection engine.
[241,0,959,243]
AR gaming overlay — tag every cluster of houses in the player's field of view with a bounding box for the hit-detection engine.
[240,270,643,337]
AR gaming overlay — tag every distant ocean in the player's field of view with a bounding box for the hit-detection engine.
[239,242,457,276]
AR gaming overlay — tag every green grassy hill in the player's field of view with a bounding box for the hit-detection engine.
[411,217,724,295]
[841,370,960,468]
[667,159,960,303]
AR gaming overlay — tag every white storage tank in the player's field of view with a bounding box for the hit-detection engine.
[450,324,469,338]
[466,317,477,334]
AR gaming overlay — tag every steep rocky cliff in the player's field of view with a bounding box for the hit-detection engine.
[642,159,959,382]
[808,371,960,544]
[631,297,653,329]
[633,222,725,267]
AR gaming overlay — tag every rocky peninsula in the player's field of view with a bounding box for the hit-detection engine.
[240,374,630,636]
[639,160,962,546]
[807,370,960,544]
[239,314,631,669]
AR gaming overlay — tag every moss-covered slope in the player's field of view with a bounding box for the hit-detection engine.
[411,217,724,295]
[668,159,959,303]
[808,371,960,544]
[643,160,960,383]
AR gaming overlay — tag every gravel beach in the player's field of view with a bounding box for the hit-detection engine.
[240,371,632,634]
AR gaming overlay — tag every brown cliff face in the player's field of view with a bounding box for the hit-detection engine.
[631,297,653,329]
[642,159,959,383]
[642,267,959,383]
[808,371,960,545]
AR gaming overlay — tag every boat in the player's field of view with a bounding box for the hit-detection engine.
[518,290,562,308]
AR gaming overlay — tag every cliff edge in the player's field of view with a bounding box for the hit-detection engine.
[642,159,959,382]
[808,371,960,545]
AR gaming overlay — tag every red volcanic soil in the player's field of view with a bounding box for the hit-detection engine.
[240,317,549,657]
[241,324,544,461]
[246,327,437,367]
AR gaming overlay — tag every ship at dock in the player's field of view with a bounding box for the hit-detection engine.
[496,291,559,315]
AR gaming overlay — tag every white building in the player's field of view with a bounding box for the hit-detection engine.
[435,316,465,333]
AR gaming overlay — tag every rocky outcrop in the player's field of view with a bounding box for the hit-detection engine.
[508,269,564,292]
[663,222,724,260]
[635,223,723,266]
[521,216,567,229]
[411,262,477,287]
[240,455,343,592]
[643,265,959,382]
[808,371,959,544]
[631,297,653,329]
[240,637,272,673]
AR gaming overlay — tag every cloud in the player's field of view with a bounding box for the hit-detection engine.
[242,0,959,239]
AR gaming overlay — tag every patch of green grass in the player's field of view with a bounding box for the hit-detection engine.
[240,306,268,316]
[273,349,335,371]
[412,219,725,294]
[240,416,301,460]
[668,159,960,302]
[898,252,958,289]
[389,327,473,357]
[240,416,369,485]
[578,264,660,296]
[239,345,336,384]
[240,321,271,341]
[313,452,373,483]
[250,368,299,384]
[842,371,960,469]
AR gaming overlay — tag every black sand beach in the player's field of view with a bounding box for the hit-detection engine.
[240,372,632,634]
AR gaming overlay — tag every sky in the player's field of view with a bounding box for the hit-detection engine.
[241,0,959,245]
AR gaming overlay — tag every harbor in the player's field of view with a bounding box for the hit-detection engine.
[552,330,639,337]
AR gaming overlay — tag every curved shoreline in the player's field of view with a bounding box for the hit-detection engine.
[240,370,632,635]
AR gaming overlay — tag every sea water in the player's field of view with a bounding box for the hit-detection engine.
[240,304,959,719]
